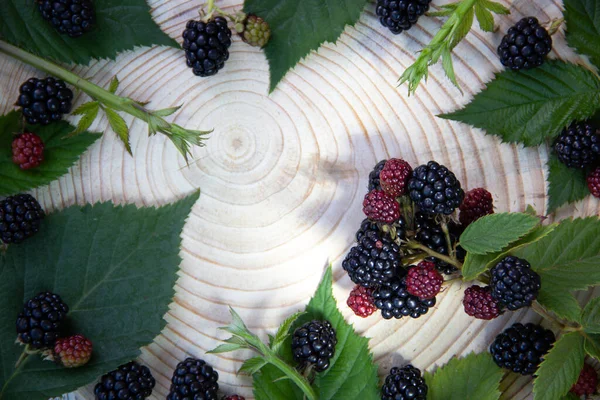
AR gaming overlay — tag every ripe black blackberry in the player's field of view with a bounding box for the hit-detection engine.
[376,0,432,35]
[408,161,464,215]
[38,0,95,38]
[182,17,232,77]
[16,292,69,349]
[342,222,402,288]
[94,361,156,400]
[373,276,436,319]
[554,121,600,169]
[368,160,387,191]
[490,256,540,310]
[167,357,219,400]
[498,17,552,71]
[0,194,45,244]
[490,322,555,375]
[17,77,73,125]
[414,212,463,275]
[381,365,427,400]
[292,320,337,372]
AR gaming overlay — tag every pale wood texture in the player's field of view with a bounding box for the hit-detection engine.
[1,0,599,398]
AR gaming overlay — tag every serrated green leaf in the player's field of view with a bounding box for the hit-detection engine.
[474,3,495,32]
[481,0,510,14]
[536,281,582,323]
[0,192,199,399]
[442,45,459,89]
[582,298,600,333]
[461,252,497,281]
[460,213,540,254]
[239,357,268,376]
[564,0,600,69]
[104,108,131,155]
[244,0,369,92]
[71,102,100,136]
[584,334,600,359]
[271,311,305,353]
[424,352,503,400]
[533,332,585,400]
[153,106,182,118]
[0,110,100,196]
[428,9,456,17]
[0,0,178,65]
[71,101,100,116]
[547,154,589,214]
[254,267,379,400]
[108,76,119,94]
[451,7,475,49]
[209,343,245,354]
[525,204,538,216]
[561,393,581,400]
[440,61,600,146]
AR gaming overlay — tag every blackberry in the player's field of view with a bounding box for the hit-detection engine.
[38,0,95,38]
[347,285,377,318]
[408,161,464,215]
[462,285,502,320]
[381,365,427,400]
[373,277,436,320]
[490,322,555,375]
[224,396,245,400]
[17,77,73,125]
[356,217,406,243]
[182,17,232,77]
[498,17,552,71]
[12,132,45,170]
[380,158,413,197]
[167,358,219,400]
[368,160,387,191]
[94,361,156,400]
[54,334,93,368]
[376,0,432,35]
[588,167,600,198]
[16,291,68,349]
[241,15,270,47]
[0,194,45,244]
[363,190,401,224]
[459,188,494,226]
[291,320,337,372]
[554,121,600,169]
[342,224,402,288]
[490,256,540,310]
[414,212,462,275]
[405,260,443,300]
[571,363,598,397]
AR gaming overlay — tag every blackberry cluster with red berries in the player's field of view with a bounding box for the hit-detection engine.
[373,276,436,320]
[95,361,156,400]
[167,357,219,400]
[182,17,232,77]
[381,364,428,400]
[291,320,337,372]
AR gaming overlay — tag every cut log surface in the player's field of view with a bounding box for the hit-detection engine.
[1,0,598,399]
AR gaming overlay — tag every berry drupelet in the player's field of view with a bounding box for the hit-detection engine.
[373,276,436,320]
[554,121,600,169]
[95,361,156,400]
[380,158,413,197]
[368,160,387,191]
[498,17,552,71]
[0,194,45,244]
[17,77,73,125]
[347,285,377,318]
[12,132,45,170]
[459,188,494,226]
[408,161,464,215]
[363,190,401,224]
[490,322,555,375]
[291,320,337,372]
[167,357,219,400]
[38,0,95,38]
[183,17,232,77]
[462,285,502,320]
[16,291,69,349]
[490,256,540,310]
[381,365,428,400]
[405,260,443,300]
[376,0,432,35]
[54,334,93,368]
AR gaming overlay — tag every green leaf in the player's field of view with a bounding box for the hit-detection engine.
[254,267,379,400]
[442,45,459,89]
[460,213,540,254]
[561,393,581,400]
[461,252,497,281]
[481,0,510,14]
[564,0,600,69]
[0,0,179,65]
[536,280,582,323]
[71,102,100,136]
[253,364,304,400]
[271,311,305,353]
[104,108,131,155]
[440,61,600,146]
[108,76,120,94]
[424,352,503,400]
[153,106,182,118]
[239,357,268,376]
[547,154,590,214]
[209,343,245,354]
[0,110,100,196]
[584,334,600,359]
[72,101,100,116]
[533,332,585,400]
[451,7,475,49]
[582,298,600,333]
[474,2,495,32]
[244,0,368,92]
[0,192,199,399]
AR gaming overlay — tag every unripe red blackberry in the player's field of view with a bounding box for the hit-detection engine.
[405,260,443,300]
[54,334,93,368]
[459,188,494,226]
[347,285,377,318]
[363,189,401,224]
[380,158,413,197]
[587,167,600,198]
[462,285,502,320]
[571,363,598,397]
[12,132,45,170]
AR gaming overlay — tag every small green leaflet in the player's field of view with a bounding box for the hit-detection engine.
[584,334,600,359]
[104,108,132,154]
[0,0,178,65]
[582,298,600,334]
[244,0,368,92]
[533,332,585,400]
[459,213,539,255]
[564,0,600,69]
[546,154,589,214]
[424,352,503,400]
[0,192,199,400]
[270,312,305,354]
[0,111,100,196]
[474,2,495,32]
[536,280,581,324]
[254,267,380,400]
[70,101,100,136]
[439,61,600,147]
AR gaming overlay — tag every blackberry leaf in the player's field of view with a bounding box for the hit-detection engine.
[244,0,368,92]
[533,332,585,400]
[564,0,600,69]
[0,111,100,196]
[0,0,178,65]
[0,192,198,400]
[584,334,600,359]
[582,298,600,334]
[439,61,600,146]
[535,280,582,324]
[424,353,503,400]
[547,154,589,214]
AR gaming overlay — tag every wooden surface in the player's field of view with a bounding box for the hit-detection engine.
[1,0,599,398]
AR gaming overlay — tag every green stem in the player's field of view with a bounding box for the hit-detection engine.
[530,301,579,333]
[440,220,455,259]
[408,242,463,269]
[266,354,317,400]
